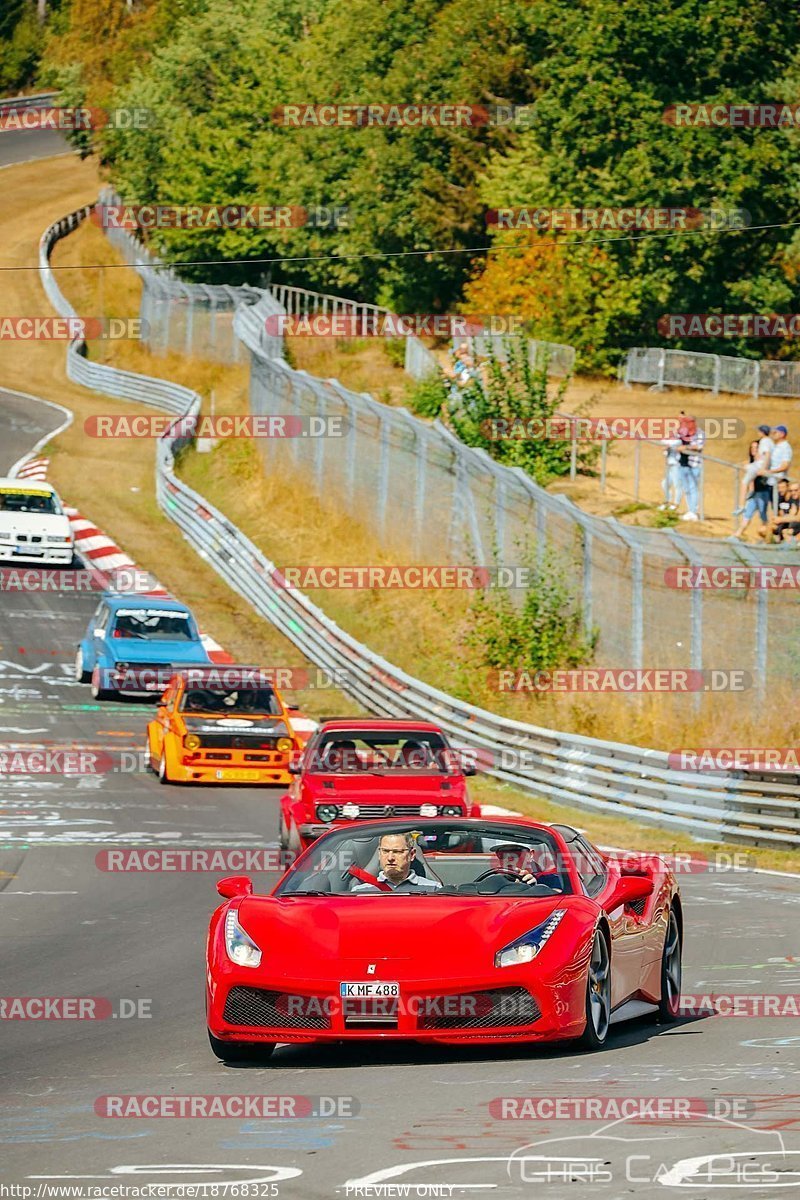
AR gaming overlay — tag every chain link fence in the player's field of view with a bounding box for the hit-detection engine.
[234,294,800,690]
[94,195,800,687]
[622,347,800,399]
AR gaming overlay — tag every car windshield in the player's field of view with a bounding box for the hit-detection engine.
[276,821,573,897]
[180,687,281,714]
[305,730,458,774]
[111,608,195,641]
[0,488,61,514]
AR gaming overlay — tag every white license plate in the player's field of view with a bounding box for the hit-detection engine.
[340,981,399,999]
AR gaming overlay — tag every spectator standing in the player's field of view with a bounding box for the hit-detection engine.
[677,415,705,521]
[767,425,793,501]
[733,424,773,515]
[658,434,683,511]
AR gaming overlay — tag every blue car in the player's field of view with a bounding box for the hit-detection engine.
[75,593,212,700]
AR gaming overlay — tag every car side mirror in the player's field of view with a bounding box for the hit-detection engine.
[217,875,253,899]
[288,756,302,775]
[287,704,300,711]
[607,874,653,912]
[463,763,477,776]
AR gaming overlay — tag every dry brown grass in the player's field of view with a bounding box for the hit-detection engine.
[287,335,409,405]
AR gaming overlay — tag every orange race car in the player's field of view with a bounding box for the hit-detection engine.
[146,665,312,785]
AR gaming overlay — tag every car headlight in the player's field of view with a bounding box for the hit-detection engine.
[224,909,262,968]
[441,805,462,816]
[276,737,293,753]
[316,803,339,823]
[495,909,567,968]
[46,535,72,543]
[184,734,202,750]
[0,531,12,540]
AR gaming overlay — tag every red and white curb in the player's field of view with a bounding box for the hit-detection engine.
[15,456,50,480]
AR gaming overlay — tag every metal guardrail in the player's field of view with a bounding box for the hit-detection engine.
[38,205,800,849]
[621,346,800,399]
[0,91,58,114]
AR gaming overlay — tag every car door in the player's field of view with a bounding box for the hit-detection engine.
[85,601,110,670]
[587,847,648,1006]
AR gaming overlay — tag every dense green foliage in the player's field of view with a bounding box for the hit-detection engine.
[0,1,51,93]
[445,339,598,483]
[469,547,597,674]
[19,0,800,368]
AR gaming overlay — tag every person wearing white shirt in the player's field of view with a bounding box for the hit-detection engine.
[767,425,792,490]
[733,423,773,515]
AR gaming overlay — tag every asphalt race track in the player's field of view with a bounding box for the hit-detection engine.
[0,127,71,169]
[2,395,800,1198]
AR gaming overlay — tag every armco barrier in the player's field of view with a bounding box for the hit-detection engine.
[0,91,58,114]
[37,206,800,850]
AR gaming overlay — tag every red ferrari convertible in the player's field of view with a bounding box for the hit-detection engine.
[206,816,682,1061]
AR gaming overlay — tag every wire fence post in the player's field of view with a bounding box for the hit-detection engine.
[610,521,643,669]
[582,526,593,637]
[730,543,769,701]
[634,439,641,500]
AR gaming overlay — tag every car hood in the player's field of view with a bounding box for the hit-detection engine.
[184,715,288,735]
[0,512,71,537]
[236,894,583,979]
[107,641,209,664]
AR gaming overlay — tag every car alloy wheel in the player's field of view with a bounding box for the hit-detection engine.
[658,908,682,1022]
[580,929,611,1048]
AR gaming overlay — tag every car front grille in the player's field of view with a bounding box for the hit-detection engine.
[223,986,331,1029]
[417,987,541,1030]
[329,803,460,819]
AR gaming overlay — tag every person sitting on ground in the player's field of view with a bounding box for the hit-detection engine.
[771,480,800,542]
